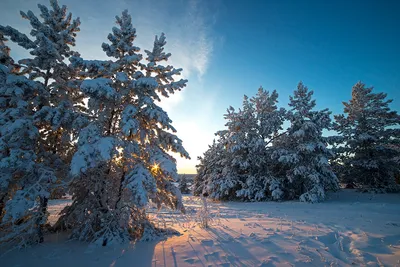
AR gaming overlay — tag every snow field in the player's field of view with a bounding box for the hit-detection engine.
[2,190,400,267]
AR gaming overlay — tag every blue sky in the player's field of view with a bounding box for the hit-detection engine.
[2,0,400,173]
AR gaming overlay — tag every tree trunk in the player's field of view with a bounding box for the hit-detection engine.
[115,169,127,210]
[107,108,115,135]
[0,193,6,219]
[37,196,48,243]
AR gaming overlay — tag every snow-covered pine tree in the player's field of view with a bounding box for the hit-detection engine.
[201,101,255,201]
[197,88,287,202]
[194,140,220,196]
[55,10,189,245]
[219,97,258,200]
[272,82,339,203]
[0,35,54,246]
[0,33,18,217]
[236,88,286,201]
[0,0,86,210]
[333,82,400,192]
[194,136,230,199]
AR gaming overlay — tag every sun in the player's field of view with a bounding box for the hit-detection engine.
[151,163,160,173]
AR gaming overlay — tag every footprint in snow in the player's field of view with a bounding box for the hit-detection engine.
[259,260,275,267]
[224,254,239,262]
[221,236,235,243]
[204,251,220,260]
[201,239,214,246]
[184,258,200,264]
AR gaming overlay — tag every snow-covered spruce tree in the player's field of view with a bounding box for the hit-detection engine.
[236,88,286,201]
[333,82,400,192]
[272,82,339,203]
[0,36,54,246]
[54,10,189,245]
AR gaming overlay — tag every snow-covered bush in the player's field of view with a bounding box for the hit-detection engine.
[197,196,211,228]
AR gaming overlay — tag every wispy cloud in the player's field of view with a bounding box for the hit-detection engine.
[174,0,214,78]
[112,0,216,113]
[118,0,214,79]
[3,0,214,77]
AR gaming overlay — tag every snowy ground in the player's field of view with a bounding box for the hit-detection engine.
[2,190,400,267]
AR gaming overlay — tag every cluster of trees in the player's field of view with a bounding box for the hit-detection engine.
[194,82,400,202]
[0,1,188,246]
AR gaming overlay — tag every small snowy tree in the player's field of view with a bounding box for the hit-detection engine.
[272,82,339,202]
[333,82,400,191]
[179,175,190,194]
[55,10,189,245]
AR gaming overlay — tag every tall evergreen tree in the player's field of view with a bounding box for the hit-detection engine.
[55,10,189,245]
[0,0,86,237]
[0,35,53,246]
[333,82,400,191]
[236,88,286,201]
[272,82,339,202]
[220,97,258,199]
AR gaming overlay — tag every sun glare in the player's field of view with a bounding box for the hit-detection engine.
[151,163,160,172]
